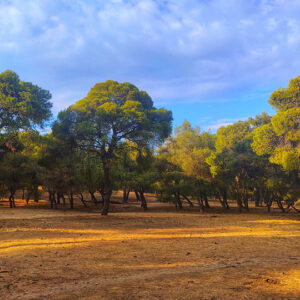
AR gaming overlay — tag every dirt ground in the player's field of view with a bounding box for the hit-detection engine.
[0,194,300,300]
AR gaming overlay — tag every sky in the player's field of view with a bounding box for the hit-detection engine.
[1,0,300,132]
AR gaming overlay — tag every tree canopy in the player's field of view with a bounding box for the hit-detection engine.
[0,70,52,132]
[52,80,172,214]
[0,72,299,214]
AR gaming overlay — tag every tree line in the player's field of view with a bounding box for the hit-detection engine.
[0,70,299,215]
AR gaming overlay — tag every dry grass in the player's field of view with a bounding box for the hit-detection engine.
[0,195,299,299]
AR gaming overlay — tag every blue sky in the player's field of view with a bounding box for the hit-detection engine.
[1,0,300,131]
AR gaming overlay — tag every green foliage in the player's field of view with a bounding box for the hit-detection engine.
[251,124,278,156]
[0,71,298,213]
[53,80,172,153]
[215,121,250,153]
[269,75,300,111]
[0,70,52,132]
[271,107,300,142]
[252,75,300,172]
[53,80,172,214]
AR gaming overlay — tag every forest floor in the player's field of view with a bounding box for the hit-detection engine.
[0,193,300,300]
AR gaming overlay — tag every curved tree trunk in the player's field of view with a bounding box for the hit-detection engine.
[197,195,205,212]
[135,190,140,201]
[218,194,226,209]
[9,191,16,208]
[98,189,105,202]
[139,190,148,211]
[276,197,285,213]
[181,194,194,207]
[79,192,87,207]
[90,191,98,206]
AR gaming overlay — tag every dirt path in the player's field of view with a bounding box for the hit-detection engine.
[10,256,298,300]
[1,203,300,299]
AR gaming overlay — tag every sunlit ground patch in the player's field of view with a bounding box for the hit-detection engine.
[1,229,300,253]
[259,269,300,297]
[247,220,300,224]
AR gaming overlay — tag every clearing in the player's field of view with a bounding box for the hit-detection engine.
[0,195,300,299]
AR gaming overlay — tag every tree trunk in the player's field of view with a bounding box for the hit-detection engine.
[135,190,140,201]
[62,194,66,207]
[49,191,57,209]
[259,187,263,206]
[26,191,32,205]
[123,188,129,203]
[69,193,74,209]
[175,192,183,209]
[254,188,260,207]
[276,197,285,213]
[49,191,53,209]
[9,191,16,208]
[90,191,98,206]
[52,192,57,208]
[266,197,272,212]
[181,194,194,207]
[99,189,105,202]
[101,162,112,216]
[242,194,249,212]
[222,189,229,209]
[237,192,242,213]
[56,192,61,204]
[139,191,148,211]
[204,195,210,209]
[218,194,225,208]
[79,193,87,207]
[197,196,205,212]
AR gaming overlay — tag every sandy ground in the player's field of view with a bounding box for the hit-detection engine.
[0,195,300,300]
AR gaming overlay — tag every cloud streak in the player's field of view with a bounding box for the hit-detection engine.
[203,118,249,132]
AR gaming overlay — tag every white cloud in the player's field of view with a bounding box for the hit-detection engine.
[0,0,299,109]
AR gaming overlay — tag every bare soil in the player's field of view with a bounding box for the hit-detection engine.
[0,194,300,299]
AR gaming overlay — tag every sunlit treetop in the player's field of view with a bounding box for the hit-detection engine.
[53,79,172,156]
[215,121,251,153]
[252,75,300,172]
[269,75,300,111]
